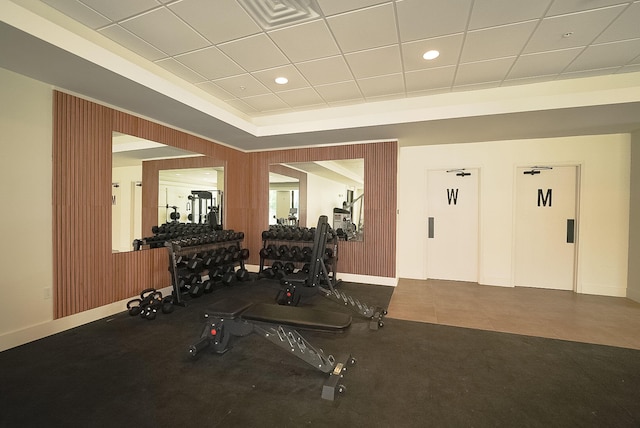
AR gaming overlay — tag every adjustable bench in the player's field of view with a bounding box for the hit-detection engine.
[278,215,387,330]
[188,297,356,401]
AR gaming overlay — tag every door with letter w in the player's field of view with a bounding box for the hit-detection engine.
[426,168,479,282]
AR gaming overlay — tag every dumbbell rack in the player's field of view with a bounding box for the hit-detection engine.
[166,231,248,305]
[259,226,340,288]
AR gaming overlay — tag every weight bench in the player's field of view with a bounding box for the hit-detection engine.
[188,297,356,401]
[278,215,387,330]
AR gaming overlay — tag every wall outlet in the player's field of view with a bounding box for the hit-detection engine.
[44,287,52,300]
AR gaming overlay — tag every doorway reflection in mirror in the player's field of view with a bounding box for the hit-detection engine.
[269,159,364,241]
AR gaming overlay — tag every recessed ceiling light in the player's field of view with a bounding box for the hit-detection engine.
[275,77,289,85]
[423,50,440,60]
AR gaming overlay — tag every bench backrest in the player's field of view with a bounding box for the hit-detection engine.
[307,215,330,288]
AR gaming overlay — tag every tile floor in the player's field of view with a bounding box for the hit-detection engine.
[387,278,640,350]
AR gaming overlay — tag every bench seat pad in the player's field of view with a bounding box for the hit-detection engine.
[243,303,352,332]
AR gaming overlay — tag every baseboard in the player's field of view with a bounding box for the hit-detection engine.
[627,287,640,304]
[0,286,173,353]
[337,273,397,287]
[578,282,627,298]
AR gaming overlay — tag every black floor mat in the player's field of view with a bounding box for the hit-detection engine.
[1,279,639,427]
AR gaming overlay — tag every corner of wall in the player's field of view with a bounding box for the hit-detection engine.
[627,131,640,303]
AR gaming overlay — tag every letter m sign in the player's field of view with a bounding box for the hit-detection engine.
[538,188,552,207]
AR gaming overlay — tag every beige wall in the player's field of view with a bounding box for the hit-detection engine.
[0,68,53,336]
[398,134,631,297]
[628,131,640,303]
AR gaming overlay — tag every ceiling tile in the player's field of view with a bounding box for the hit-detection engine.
[468,0,552,30]
[326,3,398,53]
[252,65,310,92]
[155,57,205,82]
[296,56,353,85]
[461,20,538,63]
[315,81,363,103]
[524,5,627,53]
[225,98,258,114]
[42,0,111,29]
[120,8,210,55]
[455,56,516,86]
[316,0,390,16]
[213,73,271,97]
[396,0,473,42]
[195,81,235,100]
[546,0,631,16]
[401,34,464,71]
[79,0,161,21]
[276,88,326,108]
[565,38,640,72]
[508,47,583,79]
[99,24,167,60]
[169,0,261,44]
[175,46,244,80]
[345,45,402,79]
[596,2,640,43]
[357,73,405,98]
[218,33,290,72]
[268,20,340,62]
[405,66,455,92]
[241,93,290,112]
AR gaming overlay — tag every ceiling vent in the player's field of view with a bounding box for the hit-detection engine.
[238,0,321,30]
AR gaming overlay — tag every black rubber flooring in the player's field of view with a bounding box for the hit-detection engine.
[1,278,639,427]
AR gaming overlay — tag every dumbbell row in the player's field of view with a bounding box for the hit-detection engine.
[262,226,316,241]
[179,265,251,298]
[136,228,244,250]
[261,225,338,242]
[260,260,313,280]
[152,222,217,235]
[177,246,250,272]
[259,244,334,262]
[166,230,245,251]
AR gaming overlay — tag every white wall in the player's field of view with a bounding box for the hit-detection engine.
[0,68,54,337]
[628,131,640,303]
[398,134,631,297]
[306,174,347,225]
[111,165,142,252]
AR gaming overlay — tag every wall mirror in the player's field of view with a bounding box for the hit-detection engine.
[111,132,202,252]
[158,167,224,228]
[269,159,364,241]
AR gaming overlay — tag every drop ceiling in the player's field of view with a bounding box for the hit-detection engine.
[2,0,640,151]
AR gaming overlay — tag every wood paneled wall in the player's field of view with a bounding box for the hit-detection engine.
[52,91,397,319]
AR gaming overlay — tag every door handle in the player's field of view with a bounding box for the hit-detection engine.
[428,217,434,238]
[566,219,575,243]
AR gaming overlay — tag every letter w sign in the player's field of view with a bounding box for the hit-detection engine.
[447,189,459,205]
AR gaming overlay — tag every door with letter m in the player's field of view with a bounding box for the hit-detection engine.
[514,166,578,290]
[426,168,479,282]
